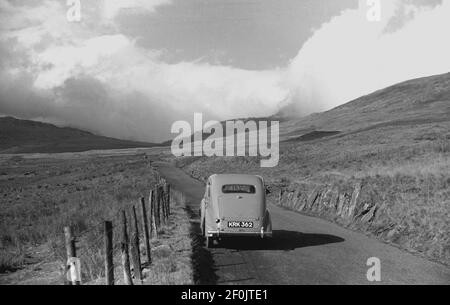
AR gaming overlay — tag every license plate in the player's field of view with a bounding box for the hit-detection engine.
[228,221,254,228]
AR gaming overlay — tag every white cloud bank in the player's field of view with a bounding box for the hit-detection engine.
[0,0,450,142]
[32,34,287,119]
[102,0,172,20]
[286,0,450,113]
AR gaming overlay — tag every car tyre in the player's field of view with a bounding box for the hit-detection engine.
[206,236,213,248]
[201,219,206,237]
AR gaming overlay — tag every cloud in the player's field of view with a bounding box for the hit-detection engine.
[1,0,449,142]
[383,0,443,32]
[102,0,172,20]
[0,0,287,141]
[33,34,131,89]
[285,0,450,114]
[29,32,287,127]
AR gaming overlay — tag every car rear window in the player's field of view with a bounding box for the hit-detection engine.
[222,184,256,194]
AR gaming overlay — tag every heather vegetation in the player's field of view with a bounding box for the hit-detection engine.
[0,153,193,284]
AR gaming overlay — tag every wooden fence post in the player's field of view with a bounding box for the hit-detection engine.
[149,189,153,237]
[64,226,80,285]
[161,184,166,224]
[161,183,165,223]
[155,186,161,228]
[130,206,142,282]
[167,184,171,216]
[159,184,164,225]
[164,184,169,220]
[165,184,169,218]
[104,221,114,285]
[163,183,168,219]
[140,197,152,265]
[161,184,167,225]
[150,189,158,239]
[121,211,133,285]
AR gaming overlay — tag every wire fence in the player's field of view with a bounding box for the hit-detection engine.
[63,177,173,285]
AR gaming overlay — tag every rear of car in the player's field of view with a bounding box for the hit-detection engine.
[201,174,272,247]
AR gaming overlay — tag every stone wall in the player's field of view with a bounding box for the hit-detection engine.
[273,180,404,250]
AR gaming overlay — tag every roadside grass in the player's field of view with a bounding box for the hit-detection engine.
[141,189,192,285]
[86,188,193,285]
[177,122,450,265]
[0,250,28,274]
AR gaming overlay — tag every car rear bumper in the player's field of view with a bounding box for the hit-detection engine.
[207,229,272,239]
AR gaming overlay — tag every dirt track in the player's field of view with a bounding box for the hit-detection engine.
[154,161,450,285]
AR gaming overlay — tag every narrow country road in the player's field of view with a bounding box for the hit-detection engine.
[154,162,450,285]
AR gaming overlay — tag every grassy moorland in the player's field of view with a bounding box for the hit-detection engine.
[0,152,192,284]
[177,73,450,266]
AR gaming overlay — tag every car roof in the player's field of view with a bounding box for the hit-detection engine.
[208,174,263,185]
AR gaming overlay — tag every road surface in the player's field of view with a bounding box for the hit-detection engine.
[154,162,450,285]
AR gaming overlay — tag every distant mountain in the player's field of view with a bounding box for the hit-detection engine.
[279,72,450,141]
[5,72,449,153]
[0,116,162,153]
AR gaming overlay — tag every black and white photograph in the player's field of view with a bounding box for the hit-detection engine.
[0,0,449,294]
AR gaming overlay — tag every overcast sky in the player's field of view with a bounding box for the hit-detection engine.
[0,0,449,141]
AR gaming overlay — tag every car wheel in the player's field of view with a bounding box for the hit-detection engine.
[206,236,213,248]
[201,219,206,237]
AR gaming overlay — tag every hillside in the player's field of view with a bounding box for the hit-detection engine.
[178,72,450,266]
[279,72,450,141]
[165,72,450,146]
[0,117,160,153]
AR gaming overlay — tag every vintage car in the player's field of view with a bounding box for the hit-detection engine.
[200,174,272,248]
